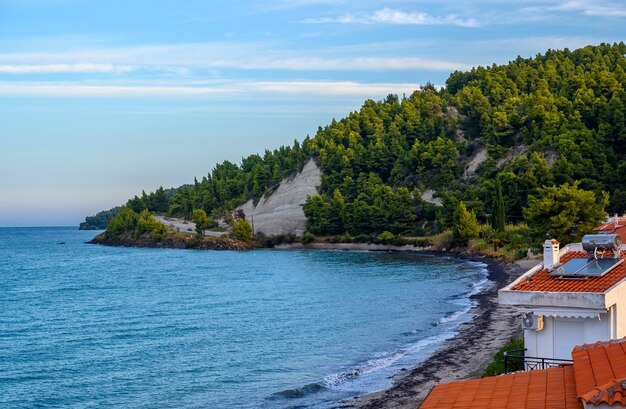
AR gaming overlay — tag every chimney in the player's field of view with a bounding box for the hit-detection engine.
[543,239,560,270]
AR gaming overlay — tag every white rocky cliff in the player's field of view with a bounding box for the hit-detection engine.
[237,159,321,236]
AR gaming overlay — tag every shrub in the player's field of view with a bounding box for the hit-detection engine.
[231,218,253,242]
[301,232,315,244]
[431,230,453,250]
[353,234,372,243]
[106,206,138,237]
[483,338,524,377]
[375,231,395,244]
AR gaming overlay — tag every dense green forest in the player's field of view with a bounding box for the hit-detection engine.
[79,206,120,230]
[84,43,626,246]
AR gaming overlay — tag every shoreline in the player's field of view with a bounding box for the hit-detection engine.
[337,252,527,409]
[91,237,531,408]
[277,242,532,408]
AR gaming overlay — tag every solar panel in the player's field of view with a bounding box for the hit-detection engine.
[582,258,623,276]
[559,258,589,275]
[551,257,623,278]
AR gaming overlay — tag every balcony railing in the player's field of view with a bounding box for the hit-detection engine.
[503,349,573,374]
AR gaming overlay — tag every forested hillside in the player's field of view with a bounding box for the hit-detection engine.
[84,43,626,244]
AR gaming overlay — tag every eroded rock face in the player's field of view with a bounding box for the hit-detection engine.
[237,159,321,237]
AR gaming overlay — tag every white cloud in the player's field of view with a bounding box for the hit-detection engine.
[0,82,233,97]
[0,63,133,74]
[553,0,626,17]
[230,57,469,71]
[0,80,424,98]
[251,80,422,95]
[0,43,466,72]
[303,8,479,28]
[521,0,626,18]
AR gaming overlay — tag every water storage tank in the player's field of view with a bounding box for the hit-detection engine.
[581,234,622,252]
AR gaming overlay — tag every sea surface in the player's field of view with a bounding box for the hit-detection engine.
[0,227,489,408]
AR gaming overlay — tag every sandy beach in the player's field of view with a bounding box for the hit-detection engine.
[329,254,530,409]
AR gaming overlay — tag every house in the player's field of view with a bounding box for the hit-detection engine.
[420,227,626,408]
[420,337,626,409]
[498,234,626,360]
[594,215,626,242]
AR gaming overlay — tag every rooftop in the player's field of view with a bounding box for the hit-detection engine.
[419,365,579,409]
[573,339,626,407]
[420,338,626,409]
[511,251,626,293]
[594,216,626,246]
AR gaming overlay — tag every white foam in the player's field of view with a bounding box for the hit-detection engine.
[438,307,472,324]
[470,276,491,296]
[322,331,455,391]
[323,260,492,395]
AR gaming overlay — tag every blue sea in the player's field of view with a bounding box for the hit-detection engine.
[0,227,489,408]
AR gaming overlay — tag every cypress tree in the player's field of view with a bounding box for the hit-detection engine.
[492,178,506,232]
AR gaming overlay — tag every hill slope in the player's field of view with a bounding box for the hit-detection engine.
[83,42,626,240]
[237,159,321,236]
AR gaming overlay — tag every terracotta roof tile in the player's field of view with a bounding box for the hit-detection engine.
[511,251,626,293]
[419,366,578,409]
[579,378,626,406]
[593,219,626,245]
[594,217,626,231]
[572,338,626,405]
[420,338,626,409]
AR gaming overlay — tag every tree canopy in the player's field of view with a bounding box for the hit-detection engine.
[86,42,626,243]
[523,182,608,243]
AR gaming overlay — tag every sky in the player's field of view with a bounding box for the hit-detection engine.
[1,0,625,226]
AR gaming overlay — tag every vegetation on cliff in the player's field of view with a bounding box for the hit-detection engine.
[85,43,626,248]
[91,207,250,250]
[79,206,120,230]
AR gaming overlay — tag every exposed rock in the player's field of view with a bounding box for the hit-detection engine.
[497,144,528,167]
[544,149,559,167]
[462,146,488,179]
[421,189,442,206]
[237,159,321,237]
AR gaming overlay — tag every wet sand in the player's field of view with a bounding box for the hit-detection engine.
[338,255,528,409]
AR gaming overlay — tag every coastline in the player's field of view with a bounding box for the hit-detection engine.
[276,242,529,409]
[92,237,530,408]
[342,253,527,409]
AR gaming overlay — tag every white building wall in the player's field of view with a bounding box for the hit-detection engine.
[524,314,610,360]
[605,283,626,338]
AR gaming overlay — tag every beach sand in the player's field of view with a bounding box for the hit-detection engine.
[338,255,528,409]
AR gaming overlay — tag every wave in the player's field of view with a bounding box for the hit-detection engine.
[322,331,455,391]
[470,276,491,295]
[438,270,491,325]
[438,307,472,324]
[269,260,492,403]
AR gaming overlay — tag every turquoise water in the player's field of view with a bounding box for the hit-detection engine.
[0,227,489,408]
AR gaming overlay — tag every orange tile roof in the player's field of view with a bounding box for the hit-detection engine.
[511,251,626,293]
[572,338,626,406]
[420,338,626,409]
[594,217,626,231]
[593,219,626,243]
[579,378,626,407]
[419,365,579,409]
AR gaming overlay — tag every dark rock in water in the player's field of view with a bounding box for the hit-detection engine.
[268,383,326,399]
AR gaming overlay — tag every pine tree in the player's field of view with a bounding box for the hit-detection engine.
[452,202,479,245]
